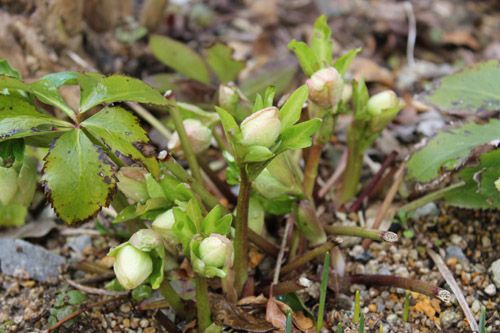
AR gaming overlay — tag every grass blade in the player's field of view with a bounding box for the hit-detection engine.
[316,251,330,333]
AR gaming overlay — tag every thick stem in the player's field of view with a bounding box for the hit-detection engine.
[169,105,203,184]
[248,229,279,256]
[325,225,399,242]
[303,144,323,200]
[195,276,211,332]
[338,146,364,204]
[281,241,334,275]
[234,168,251,294]
[159,280,185,316]
[399,181,466,213]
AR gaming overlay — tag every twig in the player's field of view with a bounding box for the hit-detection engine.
[362,162,405,249]
[427,248,478,332]
[349,151,398,212]
[46,295,127,332]
[349,274,450,301]
[404,1,417,68]
[281,241,335,275]
[66,279,128,297]
[318,147,348,198]
[272,215,295,285]
[75,272,116,285]
[249,229,280,256]
[325,225,399,242]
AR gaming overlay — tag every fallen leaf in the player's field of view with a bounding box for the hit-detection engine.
[293,311,314,332]
[0,219,57,239]
[265,297,288,330]
[350,57,394,86]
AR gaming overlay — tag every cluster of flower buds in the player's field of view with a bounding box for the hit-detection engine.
[168,119,212,154]
[240,106,281,148]
[191,234,232,278]
[306,67,344,108]
[109,229,165,290]
[366,90,403,133]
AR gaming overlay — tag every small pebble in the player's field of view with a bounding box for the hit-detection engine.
[120,304,131,313]
[387,313,398,324]
[368,304,377,312]
[140,319,149,328]
[484,284,496,296]
[441,309,461,328]
[144,328,156,333]
[481,236,491,247]
[450,234,463,245]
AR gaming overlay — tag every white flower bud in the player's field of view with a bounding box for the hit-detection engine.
[152,209,175,240]
[367,90,399,116]
[240,107,281,147]
[306,67,344,108]
[168,119,212,154]
[113,244,153,290]
[218,85,239,111]
[199,234,230,268]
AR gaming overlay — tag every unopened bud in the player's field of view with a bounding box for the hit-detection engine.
[168,119,212,154]
[113,244,153,290]
[129,229,162,252]
[199,234,230,268]
[152,209,176,240]
[240,107,281,147]
[367,90,399,116]
[306,67,344,108]
[218,84,239,111]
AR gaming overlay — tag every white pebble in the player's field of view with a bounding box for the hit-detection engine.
[484,284,496,296]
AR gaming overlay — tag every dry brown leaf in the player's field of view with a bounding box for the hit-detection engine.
[265,297,289,330]
[442,30,479,49]
[238,294,268,306]
[350,57,395,86]
[292,311,314,332]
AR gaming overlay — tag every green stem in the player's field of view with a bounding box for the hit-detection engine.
[127,102,172,141]
[303,144,323,200]
[281,241,334,274]
[234,168,251,294]
[399,181,466,213]
[158,280,185,316]
[316,251,330,333]
[195,276,211,332]
[338,146,364,204]
[325,225,399,242]
[169,105,203,184]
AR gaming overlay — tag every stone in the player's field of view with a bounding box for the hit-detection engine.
[67,235,92,256]
[471,300,481,314]
[484,284,496,296]
[445,246,467,262]
[489,259,500,288]
[449,234,463,245]
[440,309,461,329]
[0,238,65,283]
[387,313,398,325]
[412,202,439,219]
[481,236,491,248]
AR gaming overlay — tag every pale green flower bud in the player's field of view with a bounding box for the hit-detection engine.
[199,234,230,268]
[366,90,403,132]
[218,84,239,112]
[240,107,281,147]
[306,67,344,108]
[296,200,326,246]
[367,90,399,116]
[113,244,153,290]
[168,119,212,154]
[248,197,265,235]
[129,229,162,252]
[152,209,175,240]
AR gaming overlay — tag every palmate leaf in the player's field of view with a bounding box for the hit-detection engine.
[149,35,211,85]
[444,156,500,210]
[407,119,500,182]
[81,106,159,176]
[278,85,308,131]
[42,129,116,224]
[205,43,245,83]
[425,60,500,113]
[78,73,168,112]
[0,95,72,141]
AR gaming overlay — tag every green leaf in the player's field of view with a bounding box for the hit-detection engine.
[67,290,87,305]
[278,118,322,152]
[288,40,318,76]
[31,72,79,117]
[81,106,159,176]
[205,43,245,83]
[78,74,167,112]
[334,48,362,75]
[279,85,308,131]
[145,173,165,199]
[215,106,240,139]
[0,59,21,78]
[177,102,219,125]
[243,145,274,163]
[310,15,333,68]
[240,61,297,100]
[0,95,72,141]
[426,60,500,113]
[149,35,210,85]
[407,119,500,182]
[444,149,500,209]
[42,129,116,223]
[0,203,26,227]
